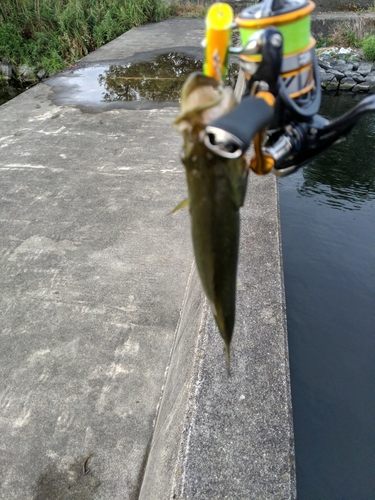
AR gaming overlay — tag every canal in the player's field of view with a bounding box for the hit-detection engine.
[279,93,375,499]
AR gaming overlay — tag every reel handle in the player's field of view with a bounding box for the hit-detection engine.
[204,94,275,158]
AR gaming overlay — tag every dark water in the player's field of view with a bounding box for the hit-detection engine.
[0,80,26,105]
[279,94,375,499]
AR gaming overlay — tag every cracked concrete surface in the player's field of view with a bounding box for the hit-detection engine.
[0,19,294,499]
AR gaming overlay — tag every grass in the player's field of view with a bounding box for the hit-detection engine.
[4,0,375,78]
[0,0,198,76]
[168,1,207,18]
[362,34,375,60]
[315,17,375,61]
[321,18,365,48]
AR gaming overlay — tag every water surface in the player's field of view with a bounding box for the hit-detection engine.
[0,80,26,106]
[279,93,375,499]
[47,50,239,111]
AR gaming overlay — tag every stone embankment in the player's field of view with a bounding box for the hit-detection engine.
[317,47,375,93]
[1,59,45,83]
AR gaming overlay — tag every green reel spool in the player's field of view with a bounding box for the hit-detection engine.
[236,0,316,99]
[236,0,314,56]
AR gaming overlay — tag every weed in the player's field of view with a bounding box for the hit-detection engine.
[316,37,333,49]
[168,1,207,18]
[0,0,175,75]
[329,21,364,47]
[362,34,375,60]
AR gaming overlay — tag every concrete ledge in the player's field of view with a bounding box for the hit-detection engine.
[140,72,295,499]
[141,178,295,499]
[139,262,205,498]
[312,12,375,39]
[313,0,373,12]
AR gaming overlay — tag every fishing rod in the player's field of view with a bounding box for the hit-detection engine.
[204,0,375,176]
[174,0,375,360]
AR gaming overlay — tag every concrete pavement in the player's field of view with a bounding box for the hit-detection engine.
[0,18,295,499]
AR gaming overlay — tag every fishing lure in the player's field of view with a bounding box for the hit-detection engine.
[174,72,247,363]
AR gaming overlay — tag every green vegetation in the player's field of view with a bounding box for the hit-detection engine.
[362,35,375,61]
[169,1,207,18]
[0,0,174,75]
[329,24,362,48]
[315,18,375,62]
[315,37,333,49]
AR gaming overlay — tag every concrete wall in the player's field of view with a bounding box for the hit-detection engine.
[165,0,375,12]
[311,12,375,39]
[314,0,373,12]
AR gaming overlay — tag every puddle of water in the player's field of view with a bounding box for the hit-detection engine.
[99,52,202,103]
[47,50,239,111]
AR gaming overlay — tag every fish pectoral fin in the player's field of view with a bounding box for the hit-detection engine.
[169,198,189,215]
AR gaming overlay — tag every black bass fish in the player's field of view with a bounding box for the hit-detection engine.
[174,72,248,361]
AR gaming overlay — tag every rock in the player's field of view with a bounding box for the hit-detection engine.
[344,71,366,83]
[18,64,37,82]
[348,60,360,71]
[334,63,354,73]
[327,57,339,67]
[315,47,371,95]
[318,70,335,89]
[318,58,332,70]
[37,69,46,80]
[352,83,369,92]
[318,67,327,77]
[0,63,13,79]
[339,77,357,90]
[326,68,345,81]
[364,75,375,90]
[326,77,339,90]
[19,64,32,78]
[357,62,372,76]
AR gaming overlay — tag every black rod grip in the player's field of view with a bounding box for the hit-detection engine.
[207,96,274,152]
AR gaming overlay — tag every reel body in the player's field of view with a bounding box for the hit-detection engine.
[237,0,316,102]
[202,0,375,177]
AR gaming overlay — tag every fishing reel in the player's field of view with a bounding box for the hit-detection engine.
[203,0,375,176]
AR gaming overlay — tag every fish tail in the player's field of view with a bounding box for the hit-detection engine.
[225,342,231,374]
